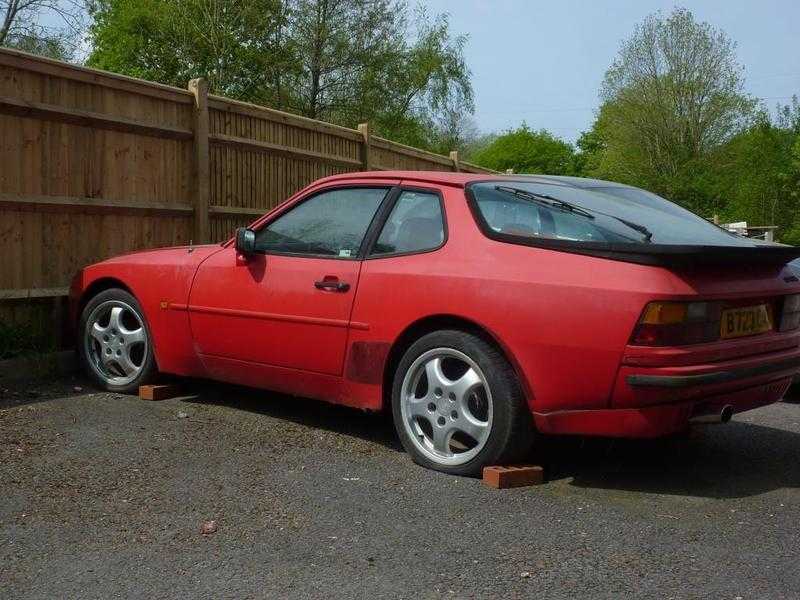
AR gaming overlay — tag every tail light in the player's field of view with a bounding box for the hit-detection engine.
[630,301,722,346]
[780,294,800,331]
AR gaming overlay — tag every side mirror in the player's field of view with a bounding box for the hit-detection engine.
[235,227,256,255]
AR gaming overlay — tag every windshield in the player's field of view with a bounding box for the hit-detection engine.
[469,181,752,246]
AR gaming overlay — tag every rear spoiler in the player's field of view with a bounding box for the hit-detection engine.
[562,243,800,268]
[484,233,800,268]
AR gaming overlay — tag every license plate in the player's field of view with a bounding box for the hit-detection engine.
[720,304,772,339]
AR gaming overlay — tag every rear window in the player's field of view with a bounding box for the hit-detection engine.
[468,181,749,246]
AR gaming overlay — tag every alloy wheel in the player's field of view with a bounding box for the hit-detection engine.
[84,300,148,387]
[400,347,493,466]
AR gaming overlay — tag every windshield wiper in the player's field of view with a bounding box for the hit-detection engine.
[613,217,653,242]
[494,185,653,243]
[495,186,595,219]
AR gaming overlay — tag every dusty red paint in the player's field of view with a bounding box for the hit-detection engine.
[70,171,800,437]
[345,341,392,385]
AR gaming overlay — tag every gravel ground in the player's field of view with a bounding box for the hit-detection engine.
[2,375,800,599]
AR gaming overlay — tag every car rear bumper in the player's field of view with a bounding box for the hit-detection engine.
[533,338,800,438]
[611,344,800,408]
[533,376,793,437]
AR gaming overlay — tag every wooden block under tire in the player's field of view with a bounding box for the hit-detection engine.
[482,465,544,489]
[139,384,182,401]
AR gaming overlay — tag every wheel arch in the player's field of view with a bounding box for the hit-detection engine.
[381,314,532,412]
[77,277,135,323]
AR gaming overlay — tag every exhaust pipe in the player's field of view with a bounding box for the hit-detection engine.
[690,405,734,424]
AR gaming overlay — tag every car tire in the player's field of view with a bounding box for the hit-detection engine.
[78,288,157,394]
[391,329,533,476]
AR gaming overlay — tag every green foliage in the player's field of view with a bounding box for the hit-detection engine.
[594,8,756,211]
[708,111,798,228]
[470,125,576,175]
[86,0,473,150]
[87,0,294,103]
[572,124,605,178]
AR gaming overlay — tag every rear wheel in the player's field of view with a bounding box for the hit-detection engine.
[391,330,533,476]
[78,288,156,393]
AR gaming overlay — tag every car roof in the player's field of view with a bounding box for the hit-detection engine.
[314,171,634,189]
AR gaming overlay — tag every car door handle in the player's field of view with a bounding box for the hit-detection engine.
[314,279,350,292]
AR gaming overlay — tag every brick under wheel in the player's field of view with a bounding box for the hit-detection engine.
[78,288,157,394]
[391,330,533,476]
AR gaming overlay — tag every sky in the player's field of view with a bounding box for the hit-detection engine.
[422,0,800,141]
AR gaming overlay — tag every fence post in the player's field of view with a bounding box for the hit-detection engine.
[188,78,210,243]
[449,150,461,172]
[358,122,371,171]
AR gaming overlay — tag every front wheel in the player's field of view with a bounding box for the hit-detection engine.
[78,288,156,393]
[391,330,533,476]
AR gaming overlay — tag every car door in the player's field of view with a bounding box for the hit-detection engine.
[188,183,397,376]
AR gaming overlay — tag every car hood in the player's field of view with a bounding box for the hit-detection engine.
[97,244,223,264]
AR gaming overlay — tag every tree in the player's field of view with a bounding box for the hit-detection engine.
[785,135,800,244]
[369,8,473,146]
[470,124,576,175]
[87,0,295,103]
[596,7,756,211]
[709,111,797,228]
[281,0,403,120]
[87,0,474,149]
[1,0,84,60]
[4,27,73,59]
[427,104,481,156]
[572,123,606,177]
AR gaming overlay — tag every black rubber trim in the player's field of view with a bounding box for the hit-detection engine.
[627,357,800,388]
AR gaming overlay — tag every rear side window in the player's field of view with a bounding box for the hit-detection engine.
[468,181,749,246]
[371,190,445,256]
[256,187,388,257]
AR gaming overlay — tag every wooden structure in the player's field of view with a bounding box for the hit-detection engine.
[0,48,493,337]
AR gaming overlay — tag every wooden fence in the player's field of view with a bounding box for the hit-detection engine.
[0,48,493,343]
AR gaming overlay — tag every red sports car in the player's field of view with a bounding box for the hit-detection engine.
[70,172,800,475]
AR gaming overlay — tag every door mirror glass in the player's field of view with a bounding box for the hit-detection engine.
[235,227,257,255]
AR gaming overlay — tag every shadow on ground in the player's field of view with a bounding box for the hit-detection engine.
[0,375,88,410]
[181,378,403,452]
[177,378,800,500]
[540,420,800,500]
[8,373,799,501]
